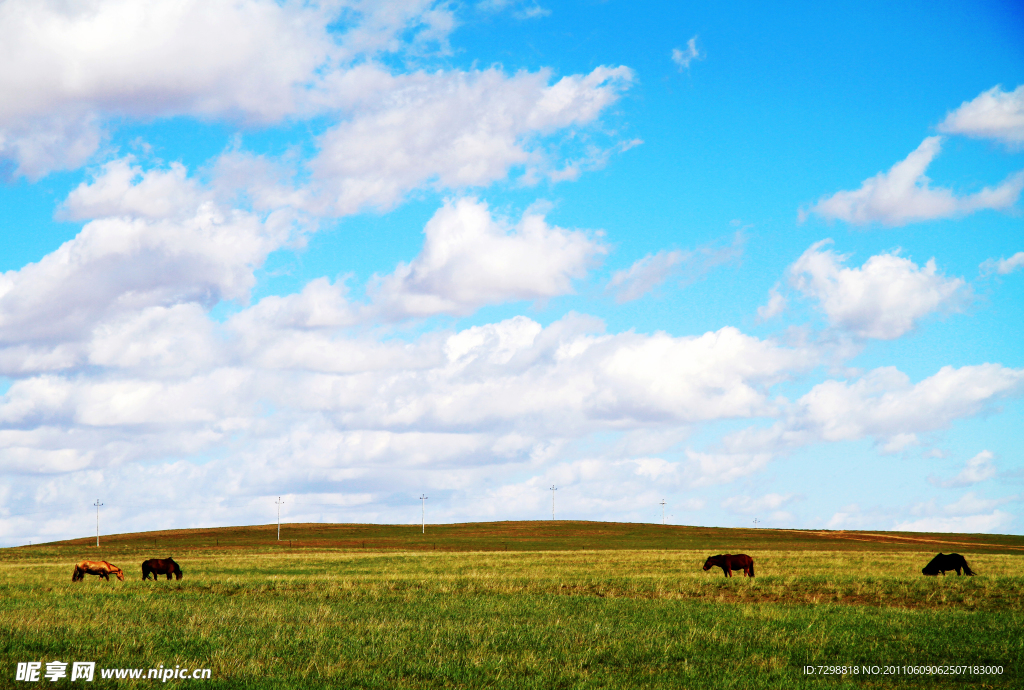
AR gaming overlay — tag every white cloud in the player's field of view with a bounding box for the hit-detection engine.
[711,362,1024,465]
[671,36,704,71]
[0,0,350,177]
[756,285,786,321]
[827,499,1016,533]
[0,0,625,188]
[789,240,965,339]
[893,510,1014,534]
[684,449,773,487]
[478,0,550,20]
[721,493,798,514]
[789,364,1024,450]
[368,198,606,319]
[308,66,634,214]
[938,85,1024,147]
[0,159,297,359]
[607,233,743,304]
[932,451,998,488]
[826,504,890,530]
[462,456,688,522]
[980,251,1024,275]
[924,491,1009,516]
[801,137,1024,226]
[608,250,686,303]
[0,311,812,477]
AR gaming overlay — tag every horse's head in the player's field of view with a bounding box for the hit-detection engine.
[112,567,125,582]
[702,557,715,571]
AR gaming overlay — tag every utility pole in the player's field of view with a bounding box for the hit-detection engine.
[660,499,666,525]
[753,518,760,528]
[550,485,557,520]
[419,495,428,534]
[93,499,103,547]
[276,497,284,540]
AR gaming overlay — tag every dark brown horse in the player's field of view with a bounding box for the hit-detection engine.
[703,554,755,577]
[922,553,974,576]
[142,558,183,581]
[72,560,125,582]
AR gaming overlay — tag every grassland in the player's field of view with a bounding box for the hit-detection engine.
[2,522,1022,688]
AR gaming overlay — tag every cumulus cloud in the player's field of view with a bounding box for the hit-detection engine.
[980,251,1024,276]
[0,0,344,176]
[0,0,629,189]
[801,137,1024,226]
[786,364,1023,451]
[789,240,965,340]
[711,362,1024,467]
[0,159,296,363]
[368,198,605,319]
[931,450,998,488]
[938,85,1024,147]
[308,66,634,214]
[671,36,704,71]
[0,312,813,476]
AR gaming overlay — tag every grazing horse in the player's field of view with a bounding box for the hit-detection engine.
[142,558,183,581]
[71,561,125,582]
[922,553,975,576]
[703,554,755,577]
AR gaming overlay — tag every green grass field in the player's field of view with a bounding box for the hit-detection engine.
[2,522,1022,688]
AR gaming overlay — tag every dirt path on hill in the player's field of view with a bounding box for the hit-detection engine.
[776,529,1024,551]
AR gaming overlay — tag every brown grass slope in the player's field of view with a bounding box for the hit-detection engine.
[8,520,1023,557]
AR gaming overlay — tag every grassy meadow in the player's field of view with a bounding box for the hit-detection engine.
[2,522,1022,688]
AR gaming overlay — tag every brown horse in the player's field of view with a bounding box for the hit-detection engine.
[142,557,182,581]
[71,560,125,582]
[703,554,755,577]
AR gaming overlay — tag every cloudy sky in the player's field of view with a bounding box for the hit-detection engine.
[2,1,1023,546]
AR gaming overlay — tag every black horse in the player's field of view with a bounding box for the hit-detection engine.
[922,553,974,576]
[142,557,183,581]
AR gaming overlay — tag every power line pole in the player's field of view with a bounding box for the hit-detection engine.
[276,497,284,541]
[753,518,760,528]
[550,485,557,520]
[420,494,428,534]
[93,499,103,547]
[660,499,666,525]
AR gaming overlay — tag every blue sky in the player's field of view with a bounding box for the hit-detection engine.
[1,0,1022,546]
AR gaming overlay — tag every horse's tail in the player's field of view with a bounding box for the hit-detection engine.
[750,561,755,577]
[71,566,79,582]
